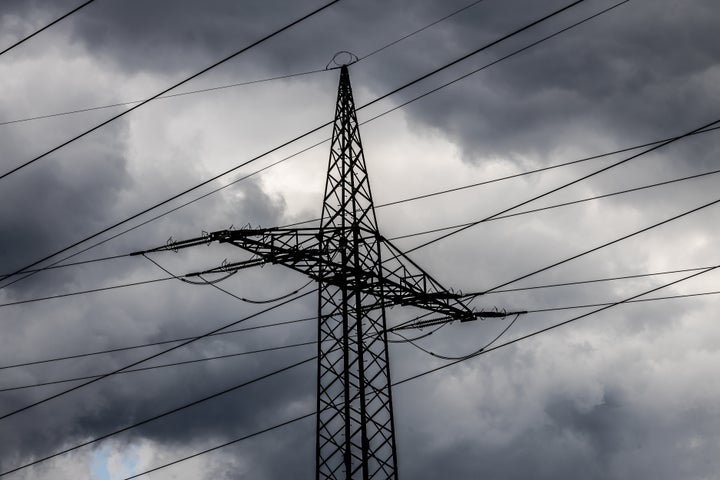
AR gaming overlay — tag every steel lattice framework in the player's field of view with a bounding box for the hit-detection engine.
[139,65,495,479]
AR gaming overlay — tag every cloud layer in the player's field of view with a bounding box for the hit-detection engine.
[1,0,719,478]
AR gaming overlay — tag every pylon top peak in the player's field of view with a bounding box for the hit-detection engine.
[325,50,359,70]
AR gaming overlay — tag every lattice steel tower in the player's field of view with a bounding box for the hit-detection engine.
[138,64,500,479]
[315,64,397,479]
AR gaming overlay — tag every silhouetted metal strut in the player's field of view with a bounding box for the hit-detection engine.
[136,65,496,479]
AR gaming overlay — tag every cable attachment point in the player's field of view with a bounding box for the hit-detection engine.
[166,236,178,253]
[220,258,230,272]
[326,51,358,70]
[201,230,212,245]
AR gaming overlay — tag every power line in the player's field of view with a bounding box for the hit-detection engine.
[1,141,718,283]
[3,0,592,288]
[0,276,173,309]
[474,195,720,296]
[394,266,720,386]
[0,339,316,393]
[480,264,718,294]
[375,129,720,209]
[358,0,486,61]
[3,263,715,371]
[11,274,720,478]
[0,69,327,127]
[391,313,521,361]
[0,0,342,182]
[0,0,98,57]
[0,290,314,423]
[0,316,316,371]
[390,166,720,241]
[3,123,717,285]
[9,162,713,310]
[0,271,312,309]
[1,0,485,127]
[523,289,720,313]
[123,414,316,480]
[13,263,718,477]
[12,282,720,393]
[6,163,714,312]
[0,355,316,477]
[406,115,720,254]
[115,264,720,479]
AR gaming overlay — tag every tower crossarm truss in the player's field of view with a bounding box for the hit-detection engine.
[180,227,475,320]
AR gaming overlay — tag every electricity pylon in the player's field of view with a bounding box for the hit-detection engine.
[138,63,509,479]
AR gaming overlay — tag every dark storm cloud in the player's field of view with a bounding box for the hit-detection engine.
[389,0,720,163]
[1,0,719,479]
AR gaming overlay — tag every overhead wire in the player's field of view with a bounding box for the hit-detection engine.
[405,113,720,254]
[4,164,715,311]
[478,264,719,295]
[0,315,316,371]
[0,289,315,422]
[393,265,720,386]
[0,69,327,127]
[7,163,714,310]
[0,0,342,182]
[0,339,316,393]
[0,0,99,57]
[109,263,720,479]
[0,276,173,309]
[0,355,317,477]
[1,0,486,127]
[389,166,720,241]
[522,289,720,313]
[142,252,315,302]
[122,413,316,480]
[469,195,720,297]
[357,0,486,61]
[391,313,521,360]
[7,264,719,475]
[2,123,718,284]
[9,281,720,393]
[1,0,594,288]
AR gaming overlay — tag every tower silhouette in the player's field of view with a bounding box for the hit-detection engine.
[140,64,491,479]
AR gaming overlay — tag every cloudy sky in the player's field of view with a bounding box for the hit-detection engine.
[1,0,719,478]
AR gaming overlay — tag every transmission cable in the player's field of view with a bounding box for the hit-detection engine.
[1,0,592,288]
[0,0,99,57]
[0,339,316,393]
[8,263,716,477]
[394,265,720,386]
[6,173,714,312]
[478,264,718,295]
[109,263,720,479]
[2,121,717,284]
[1,144,717,283]
[406,114,720,254]
[121,413,316,480]
[141,252,314,301]
[391,313,520,360]
[0,0,342,182]
[1,0,485,127]
[0,289,314,422]
[390,166,720,241]
[0,315,316,371]
[0,355,316,477]
[0,276,173,309]
[5,264,714,372]
[470,194,720,297]
[522,289,720,313]
[13,280,720,393]
[0,69,327,127]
